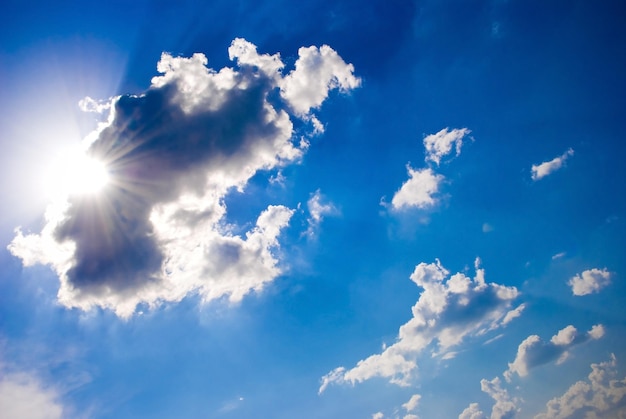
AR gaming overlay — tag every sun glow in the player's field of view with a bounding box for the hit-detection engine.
[45,148,110,198]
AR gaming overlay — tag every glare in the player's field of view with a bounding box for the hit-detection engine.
[44,148,110,198]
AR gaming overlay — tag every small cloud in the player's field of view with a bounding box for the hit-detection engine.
[531,148,574,181]
[403,394,421,413]
[568,268,612,296]
[305,189,337,237]
[459,402,485,419]
[372,413,385,419]
[551,252,566,260]
[391,166,444,211]
[502,303,525,325]
[482,223,494,233]
[0,368,66,419]
[481,377,520,419]
[423,127,472,166]
[504,324,605,381]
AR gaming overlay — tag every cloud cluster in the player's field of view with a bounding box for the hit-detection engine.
[531,148,574,181]
[568,268,612,296]
[8,39,359,317]
[390,127,471,211]
[504,324,605,381]
[535,354,626,419]
[319,259,521,393]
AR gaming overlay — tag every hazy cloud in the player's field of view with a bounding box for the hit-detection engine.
[423,127,471,166]
[505,324,605,381]
[0,370,65,419]
[531,148,574,181]
[535,354,626,419]
[305,189,337,237]
[403,394,422,413]
[320,259,520,392]
[568,268,612,296]
[8,39,359,317]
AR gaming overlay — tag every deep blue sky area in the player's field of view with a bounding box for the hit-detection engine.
[1,1,625,418]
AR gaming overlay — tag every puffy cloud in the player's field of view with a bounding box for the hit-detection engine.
[372,413,385,419]
[504,324,605,381]
[459,403,486,419]
[319,259,520,392]
[8,39,359,318]
[531,148,574,181]
[481,377,519,419]
[280,45,361,115]
[0,370,65,419]
[391,167,444,210]
[535,354,626,419]
[568,268,612,296]
[305,189,337,237]
[423,127,471,166]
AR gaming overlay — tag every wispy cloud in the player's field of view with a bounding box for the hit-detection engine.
[8,39,360,318]
[423,127,471,166]
[305,189,337,237]
[531,148,574,181]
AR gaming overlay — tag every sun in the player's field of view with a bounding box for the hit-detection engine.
[44,147,110,198]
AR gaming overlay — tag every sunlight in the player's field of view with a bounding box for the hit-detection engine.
[44,147,110,198]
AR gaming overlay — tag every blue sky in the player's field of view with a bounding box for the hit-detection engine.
[1,1,625,418]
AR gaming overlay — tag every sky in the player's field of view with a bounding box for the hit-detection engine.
[1,0,625,418]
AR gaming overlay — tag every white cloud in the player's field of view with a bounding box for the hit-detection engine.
[403,394,422,413]
[423,127,471,166]
[551,252,566,260]
[319,259,520,392]
[504,324,605,381]
[459,403,485,419]
[568,268,612,296]
[391,167,444,210]
[0,370,65,419]
[535,354,626,419]
[280,44,361,115]
[531,148,574,181]
[305,189,337,237]
[481,377,519,419]
[502,304,526,325]
[372,413,385,419]
[8,39,359,318]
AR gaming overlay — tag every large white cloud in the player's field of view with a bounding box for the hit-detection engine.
[391,167,444,210]
[423,127,471,166]
[8,39,359,318]
[504,324,605,381]
[534,355,626,419]
[319,259,521,393]
[568,268,612,296]
[531,148,574,181]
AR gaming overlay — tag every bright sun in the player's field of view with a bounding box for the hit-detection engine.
[45,148,110,198]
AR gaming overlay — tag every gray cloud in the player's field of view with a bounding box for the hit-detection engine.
[9,39,359,317]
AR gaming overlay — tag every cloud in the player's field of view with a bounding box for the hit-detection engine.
[403,394,422,413]
[504,324,605,381]
[531,148,574,181]
[372,413,385,419]
[551,252,566,260]
[8,39,359,318]
[319,259,520,392]
[459,403,485,419]
[423,127,471,166]
[305,189,337,237]
[481,377,519,419]
[280,45,361,115]
[568,268,612,296]
[391,167,444,210]
[0,369,65,419]
[535,354,626,419]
